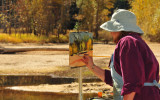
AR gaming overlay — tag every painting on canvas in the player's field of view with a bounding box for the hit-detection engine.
[69,32,93,67]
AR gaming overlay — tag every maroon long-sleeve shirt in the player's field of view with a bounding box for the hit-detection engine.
[104,33,160,100]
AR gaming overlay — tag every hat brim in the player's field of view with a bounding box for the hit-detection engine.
[100,21,144,34]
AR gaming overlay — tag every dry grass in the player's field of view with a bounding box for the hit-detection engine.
[0,30,114,44]
[0,33,69,43]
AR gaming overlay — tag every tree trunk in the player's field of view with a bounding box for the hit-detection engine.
[94,0,100,39]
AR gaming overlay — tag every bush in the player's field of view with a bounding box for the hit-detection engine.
[47,34,69,43]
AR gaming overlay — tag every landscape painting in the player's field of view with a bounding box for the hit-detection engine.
[69,32,93,67]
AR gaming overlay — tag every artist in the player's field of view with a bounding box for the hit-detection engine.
[80,9,160,100]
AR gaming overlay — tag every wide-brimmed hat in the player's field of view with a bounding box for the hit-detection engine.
[100,9,144,34]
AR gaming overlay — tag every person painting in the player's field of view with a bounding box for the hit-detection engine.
[80,9,160,100]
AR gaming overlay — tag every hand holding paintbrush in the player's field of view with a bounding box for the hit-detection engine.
[80,53,95,69]
[80,53,107,82]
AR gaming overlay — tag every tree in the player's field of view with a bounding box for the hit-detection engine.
[13,0,63,37]
[131,0,160,42]
[108,0,131,17]
[77,0,114,39]
[67,2,79,30]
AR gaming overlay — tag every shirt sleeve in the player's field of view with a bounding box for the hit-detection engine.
[104,69,113,86]
[118,38,145,96]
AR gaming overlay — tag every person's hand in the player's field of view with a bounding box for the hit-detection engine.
[80,53,95,69]
[123,92,136,100]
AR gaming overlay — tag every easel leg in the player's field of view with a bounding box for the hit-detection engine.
[79,67,83,100]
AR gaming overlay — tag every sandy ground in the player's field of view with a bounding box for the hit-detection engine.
[0,41,160,94]
[6,82,113,94]
[0,41,160,75]
[0,43,114,75]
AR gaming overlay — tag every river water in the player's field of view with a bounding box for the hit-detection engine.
[0,88,98,100]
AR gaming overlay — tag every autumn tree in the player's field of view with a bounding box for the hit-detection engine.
[131,0,160,42]
[77,0,114,39]
[12,0,65,37]
[108,0,131,17]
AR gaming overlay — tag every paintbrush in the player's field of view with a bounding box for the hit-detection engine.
[78,51,110,58]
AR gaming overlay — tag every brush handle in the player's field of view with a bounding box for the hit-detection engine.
[78,54,110,58]
[92,55,110,58]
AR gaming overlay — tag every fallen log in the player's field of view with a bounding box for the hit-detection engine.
[0,47,69,54]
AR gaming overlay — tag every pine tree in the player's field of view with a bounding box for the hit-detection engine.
[108,0,131,17]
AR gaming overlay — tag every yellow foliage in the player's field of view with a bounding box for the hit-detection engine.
[130,0,160,42]
[81,41,86,51]
[87,38,92,50]
[69,45,73,56]
[72,43,78,54]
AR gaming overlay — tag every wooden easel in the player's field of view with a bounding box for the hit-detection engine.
[79,66,83,100]
[71,66,85,100]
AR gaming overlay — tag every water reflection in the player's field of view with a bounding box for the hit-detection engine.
[0,88,97,100]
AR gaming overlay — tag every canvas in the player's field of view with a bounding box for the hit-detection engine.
[69,32,93,67]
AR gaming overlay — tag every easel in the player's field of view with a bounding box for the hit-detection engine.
[71,66,85,100]
[79,66,83,100]
[71,55,110,100]
[69,27,110,100]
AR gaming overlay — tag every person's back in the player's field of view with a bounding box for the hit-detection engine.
[115,33,160,100]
